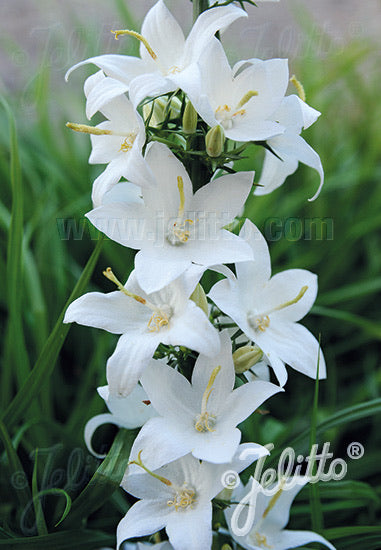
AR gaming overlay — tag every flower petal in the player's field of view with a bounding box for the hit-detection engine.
[84,413,118,459]
[65,54,145,84]
[256,146,299,196]
[117,500,168,548]
[236,219,272,286]
[85,76,129,119]
[224,379,283,426]
[268,529,336,550]
[129,72,175,108]
[165,502,213,550]
[106,332,160,396]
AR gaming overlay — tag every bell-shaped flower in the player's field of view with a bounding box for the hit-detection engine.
[64,266,220,396]
[66,1,247,108]
[127,331,281,471]
[118,444,263,550]
[225,476,335,550]
[84,384,156,458]
[87,142,254,293]
[183,38,288,142]
[209,220,326,387]
[68,70,154,207]
[256,94,324,201]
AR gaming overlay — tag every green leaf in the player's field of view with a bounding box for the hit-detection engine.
[309,346,324,531]
[64,428,135,526]
[31,450,48,536]
[0,420,31,509]
[0,529,114,549]
[0,236,104,428]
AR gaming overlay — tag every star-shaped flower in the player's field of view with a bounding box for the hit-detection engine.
[66,1,247,108]
[128,330,281,470]
[225,476,335,550]
[118,444,263,550]
[184,38,288,142]
[209,220,326,386]
[256,94,324,201]
[87,142,255,293]
[84,383,156,458]
[64,266,219,396]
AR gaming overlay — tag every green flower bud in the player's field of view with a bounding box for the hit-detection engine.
[221,545,233,550]
[143,96,182,127]
[182,101,198,134]
[205,125,225,157]
[233,345,263,374]
[190,283,208,317]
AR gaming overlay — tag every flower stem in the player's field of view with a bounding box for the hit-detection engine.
[193,0,209,21]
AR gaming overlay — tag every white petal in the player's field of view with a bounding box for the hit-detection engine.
[140,361,197,420]
[85,77,129,119]
[184,5,247,65]
[268,529,336,550]
[91,165,122,208]
[128,417,192,474]
[165,502,213,550]
[192,171,254,229]
[101,181,143,207]
[140,0,185,68]
[129,72,175,108]
[65,54,146,84]
[191,330,235,411]
[265,268,318,323]
[134,248,191,294]
[208,278,254,338]
[63,291,146,334]
[274,94,320,132]
[189,230,254,267]
[236,219,272,286]
[101,383,155,427]
[106,332,160,396]
[224,379,283,426]
[192,427,241,464]
[226,120,284,142]
[86,202,149,249]
[164,301,220,357]
[117,500,168,548]
[256,147,299,196]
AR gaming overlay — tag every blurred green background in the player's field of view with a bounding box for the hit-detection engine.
[0,1,380,548]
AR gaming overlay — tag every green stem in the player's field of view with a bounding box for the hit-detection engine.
[193,0,209,21]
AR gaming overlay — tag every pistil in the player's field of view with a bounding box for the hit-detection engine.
[111,29,157,60]
[194,365,221,433]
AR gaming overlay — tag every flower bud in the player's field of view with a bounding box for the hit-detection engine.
[143,96,182,127]
[233,345,263,374]
[182,101,198,134]
[221,545,233,550]
[205,125,225,157]
[190,283,208,317]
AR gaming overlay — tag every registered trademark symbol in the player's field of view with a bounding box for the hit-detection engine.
[347,442,364,459]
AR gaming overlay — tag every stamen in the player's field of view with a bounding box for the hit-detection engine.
[111,29,157,60]
[216,104,231,114]
[262,477,286,518]
[177,176,185,219]
[66,122,112,136]
[147,311,170,332]
[194,365,221,433]
[119,133,137,152]
[233,108,246,117]
[129,450,172,486]
[103,267,147,305]
[167,483,197,512]
[290,75,306,102]
[237,90,258,108]
[255,533,272,549]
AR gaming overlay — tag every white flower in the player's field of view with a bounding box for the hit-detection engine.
[64,266,219,396]
[118,444,263,550]
[66,1,247,108]
[87,142,254,293]
[84,384,156,458]
[184,38,288,142]
[209,220,326,386]
[72,70,154,207]
[128,330,281,470]
[257,94,324,201]
[225,476,336,550]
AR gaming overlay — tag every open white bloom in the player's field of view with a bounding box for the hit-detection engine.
[118,444,263,550]
[184,38,288,142]
[225,476,335,550]
[77,71,154,207]
[66,1,247,108]
[87,142,254,293]
[84,384,156,458]
[64,266,219,396]
[209,220,326,386]
[257,94,324,201]
[128,330,281,470]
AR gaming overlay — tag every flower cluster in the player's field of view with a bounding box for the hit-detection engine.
[64,1,335,549]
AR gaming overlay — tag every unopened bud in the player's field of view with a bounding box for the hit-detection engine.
[205,125,225,157]
[182,101,198,134]
[233,345,263,374]
[221,545,233,550]
[190,283,208,317]
[143,96,182,127]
